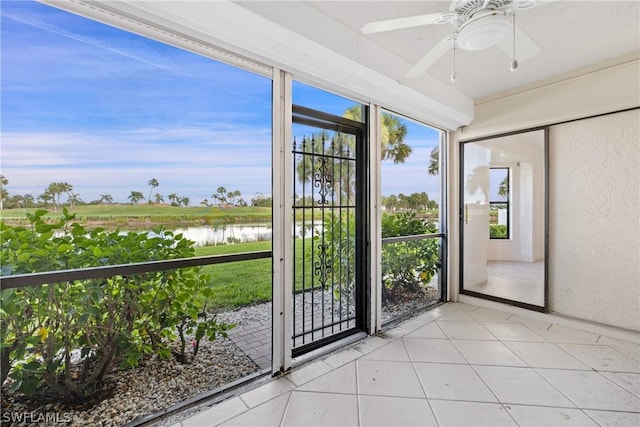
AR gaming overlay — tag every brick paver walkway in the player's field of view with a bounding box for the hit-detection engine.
[227,299,352,370]
[227,322,272,370]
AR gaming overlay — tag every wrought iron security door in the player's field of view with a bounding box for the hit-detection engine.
[291,105,368,356]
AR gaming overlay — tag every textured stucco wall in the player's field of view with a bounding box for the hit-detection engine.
[452,56,640,330]
[549,110,639,330]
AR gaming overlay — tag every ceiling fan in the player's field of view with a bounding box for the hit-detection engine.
[361,0,542,79]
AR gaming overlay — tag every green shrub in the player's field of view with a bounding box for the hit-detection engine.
[320,211,441,302]
[0,209,231,400]
[381,212,440,300]
[323,212,356,298]
[489,223,508,238]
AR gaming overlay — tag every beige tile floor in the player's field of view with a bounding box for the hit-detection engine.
[466,261,545,307]
[172,303,640,427]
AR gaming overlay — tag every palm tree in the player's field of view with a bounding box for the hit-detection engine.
[212,186,228,205]
[99,194,114,205]
[428,146,439,176]
[47,182,73,212]
[179,196,190,207]
[295,131,329,186]
[62,182,73,203]
[295,107,412,205]
[167,193,178,206]
[228,190,242,206]
[380,113,411,164]
[0,175,8,210]
[67,193,82,209]
[128,190,144,205]
[147,178,159,204]
[38,191,53,208]
[386,194,398,211]
[47,183,60,210]
[498,176,509,198]
[22,194,34,208]
[154,193,165,204]
[343,106,411,163]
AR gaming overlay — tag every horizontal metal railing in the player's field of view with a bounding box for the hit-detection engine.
[381,232,444,245]
[0,249,274,427]
[0,250,272,290]
[1,233,445,290]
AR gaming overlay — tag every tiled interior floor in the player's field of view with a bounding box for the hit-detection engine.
[466,261,545,307]
[172,303,640,427]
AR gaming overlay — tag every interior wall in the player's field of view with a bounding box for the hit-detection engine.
[453,57,640,330]
[460,55,639,140]
[484,132,545,263]
[549,110,639,331]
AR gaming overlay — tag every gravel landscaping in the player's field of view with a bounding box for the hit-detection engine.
[1,286,438,427]
[0,336,259,427]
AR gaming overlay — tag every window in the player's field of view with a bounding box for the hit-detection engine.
[489,167,510,239]
[380,110,444,323]
[1,1,272,267]
[1,2,273,422]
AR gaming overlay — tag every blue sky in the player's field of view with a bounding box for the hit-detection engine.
[1,1,440,205]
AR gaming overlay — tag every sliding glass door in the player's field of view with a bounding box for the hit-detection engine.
[460,129,548,311]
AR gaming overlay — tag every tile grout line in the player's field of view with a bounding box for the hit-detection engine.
[355,359,361,427]
[454,317,526,426]
[277,390,294,427]
[556,342,640,374]
[189,303,639,426]
[528,366,587,411]
[402,336,441,427]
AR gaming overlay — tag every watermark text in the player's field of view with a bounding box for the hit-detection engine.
[1,411,73,424]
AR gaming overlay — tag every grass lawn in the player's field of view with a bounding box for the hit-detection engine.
[193,238,340,309]
[195,241,272,310]
[0,205,273,229]
[1,205,321,225]
[1,207,347,310]
[0,204,271,218]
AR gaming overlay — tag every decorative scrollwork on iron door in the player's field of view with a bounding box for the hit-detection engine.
[314,242,333,290]
[313,157,333,205]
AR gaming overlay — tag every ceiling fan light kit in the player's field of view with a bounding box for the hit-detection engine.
[456,13,511,51]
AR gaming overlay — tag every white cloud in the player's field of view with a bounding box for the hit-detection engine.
[1,127,272,203]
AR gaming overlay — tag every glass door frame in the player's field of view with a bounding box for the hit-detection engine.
[458,127,549,312]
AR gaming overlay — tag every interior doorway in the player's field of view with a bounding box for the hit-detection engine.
[459,128,548,311]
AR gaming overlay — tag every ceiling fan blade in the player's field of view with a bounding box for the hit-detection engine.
[495,23,541,61]
[405,35,455,78]
[361,12,454,34]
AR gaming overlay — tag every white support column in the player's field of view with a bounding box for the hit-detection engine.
[271,70,293,374]
[448,131,460,302]
[440,130,451,302]
[369,105,383,333]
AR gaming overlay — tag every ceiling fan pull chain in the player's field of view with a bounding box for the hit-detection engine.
[510,13,518,71]
[451,37,458,82]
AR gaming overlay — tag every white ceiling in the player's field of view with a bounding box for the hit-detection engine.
[236,1,640,100]
[56,0,638,129]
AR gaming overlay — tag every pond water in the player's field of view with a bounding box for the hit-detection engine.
[174,222,323,246]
